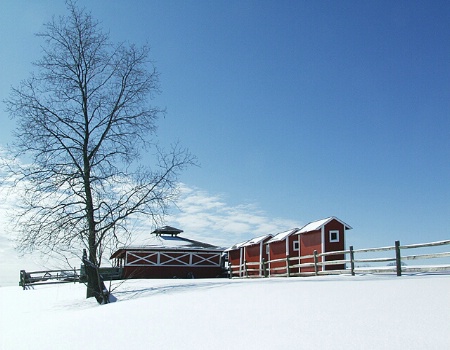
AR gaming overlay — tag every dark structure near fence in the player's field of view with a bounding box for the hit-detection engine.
[82,250,110,304]
[110,226,225,279]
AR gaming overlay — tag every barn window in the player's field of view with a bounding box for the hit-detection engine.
[329,230,339,242]
[293,241,299,251]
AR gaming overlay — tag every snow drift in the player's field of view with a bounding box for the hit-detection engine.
[0,274,449,349]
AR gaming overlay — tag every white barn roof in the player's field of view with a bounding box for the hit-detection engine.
[242,234,273,247]
[265,217,352,244]
[266,228,299,243]
[224,239,249,252]
[297,216,352,234]
[225,234,273,251]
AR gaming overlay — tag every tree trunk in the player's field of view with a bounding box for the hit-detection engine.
[84,150,97,297]
[83,251,109,304]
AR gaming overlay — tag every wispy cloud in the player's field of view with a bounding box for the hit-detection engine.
[164,184,301,247]
[0,147,303,281]
[0,179,301,250]
[0,145,301,251]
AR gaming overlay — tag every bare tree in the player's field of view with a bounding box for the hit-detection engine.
[4,1,194,279]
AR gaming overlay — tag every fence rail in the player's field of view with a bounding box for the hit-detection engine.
[228,239,450,278]
[19,266,123,289]
[19,268,81,289]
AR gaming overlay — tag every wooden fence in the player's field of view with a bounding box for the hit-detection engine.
[228,239,450,278]
[19,266,123,289]
[19,268,81,289]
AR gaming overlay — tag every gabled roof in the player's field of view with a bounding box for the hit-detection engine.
[266,228,299,243]
[224,239,249,252]
[297,216,352,234]
[242,234,273,247]
[264,217,352,244]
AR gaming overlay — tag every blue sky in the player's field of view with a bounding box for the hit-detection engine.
[1,1,450,250]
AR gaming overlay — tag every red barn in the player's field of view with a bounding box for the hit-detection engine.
[242,234,273,276]
[110,226,224,279]
[225,240,248,277]
[263,217,352,276]
[297,217,352,272]
[225,234,273,277]
[266,228,300,276]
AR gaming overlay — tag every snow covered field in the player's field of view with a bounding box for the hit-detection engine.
[1,274,449,349]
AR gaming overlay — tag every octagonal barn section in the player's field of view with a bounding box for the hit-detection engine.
[110,226,225,279]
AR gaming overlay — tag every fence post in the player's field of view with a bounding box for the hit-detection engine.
[244,260,248,277]
[313,250,318,276]
[349,246,355,276]
[395,240,402,276]
[20,270,26,290]
[228,264,232,279]
[286,255,291,277]
[262,258,267,277]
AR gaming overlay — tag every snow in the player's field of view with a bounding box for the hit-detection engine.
[266,228,299,243]
[242,233,272,246]
[224,239,248,251]
[115,235,224,254]
[126,235,194,248]
[1,274,449,349]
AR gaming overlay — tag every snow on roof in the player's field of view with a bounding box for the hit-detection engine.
[151,235,194,247]
[225,233,275,251]
[266,228,299,243]
[224,239,249,252]
[111,234,222,259]
[242,234,273,247]
[297,216,352,234]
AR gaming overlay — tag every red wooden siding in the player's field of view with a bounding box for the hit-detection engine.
[323,220,346,270]
[299,231,322,273]
[245,244,261,276]
[268,240,288,276]
[289,234,300,275]
[244,242,271,276]
[227,248,243,277]
[228,249,241,267]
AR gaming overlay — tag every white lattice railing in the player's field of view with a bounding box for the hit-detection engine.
[125,250,221,267]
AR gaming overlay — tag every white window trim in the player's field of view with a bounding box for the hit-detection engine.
[293,240,299,251]
[329,230,339,243]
